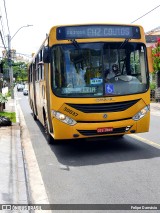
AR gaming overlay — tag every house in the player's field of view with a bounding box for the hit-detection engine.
[145,26,160,47]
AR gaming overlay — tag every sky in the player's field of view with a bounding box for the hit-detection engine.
[0,0,160,60]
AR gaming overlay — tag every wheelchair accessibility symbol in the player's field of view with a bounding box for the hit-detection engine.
[105,84,114,94]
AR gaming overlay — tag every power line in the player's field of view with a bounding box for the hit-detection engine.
[0,6,7,48]
[0,19,7,48]
[0,30,7,50]
[3,0,10,35]
[131,4,160,24]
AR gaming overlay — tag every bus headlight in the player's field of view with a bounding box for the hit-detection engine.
[51,110,77,126]
[132,105,150,121]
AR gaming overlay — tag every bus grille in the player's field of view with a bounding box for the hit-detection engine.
[77,127,127,136]
[67,99,140,113]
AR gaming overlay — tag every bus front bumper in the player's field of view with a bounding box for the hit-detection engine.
[52,112,150,140]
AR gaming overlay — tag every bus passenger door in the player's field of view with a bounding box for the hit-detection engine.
[32,62,38,118]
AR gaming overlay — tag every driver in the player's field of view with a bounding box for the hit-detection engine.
[106,64,119,80]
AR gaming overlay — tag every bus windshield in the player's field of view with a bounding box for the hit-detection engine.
[51,42,148,97]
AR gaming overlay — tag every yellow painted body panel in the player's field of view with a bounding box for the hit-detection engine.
[51,111,150,140]
[49,91,150,140]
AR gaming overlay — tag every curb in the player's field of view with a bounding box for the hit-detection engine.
[16,97,51,212]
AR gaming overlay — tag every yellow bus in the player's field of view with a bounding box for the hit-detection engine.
[28,24,153,144]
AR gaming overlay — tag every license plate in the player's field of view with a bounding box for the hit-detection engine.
[97,127,113,133]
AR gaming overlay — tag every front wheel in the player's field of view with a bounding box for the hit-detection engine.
[44,117,56,144]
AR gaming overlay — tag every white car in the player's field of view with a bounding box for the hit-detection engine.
[23,88,28,95]
[17,84,25,91]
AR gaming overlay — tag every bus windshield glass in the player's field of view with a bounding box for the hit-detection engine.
[51,42,148,97]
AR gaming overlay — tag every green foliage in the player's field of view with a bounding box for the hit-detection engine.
[0,111,16,123]
[6,90,11,97]
[150,82,156,90]
[0,92,8,103]
[12,61,28,82]
[2,59,28,82]
[152,38,160,72]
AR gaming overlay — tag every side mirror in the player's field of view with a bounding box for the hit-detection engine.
[43,46,51,63]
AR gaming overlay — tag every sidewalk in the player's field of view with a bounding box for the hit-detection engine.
[0,95,51,212]
[0,97,28,206]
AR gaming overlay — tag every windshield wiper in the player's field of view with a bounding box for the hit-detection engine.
[69,39,80,49]
[119,38,131,49]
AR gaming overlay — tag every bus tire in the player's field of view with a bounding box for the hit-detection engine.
[33,113,37,121]
[44,117,55,144]
[118,134,124,137]
[32,102,37,121]
[114,134,124,138]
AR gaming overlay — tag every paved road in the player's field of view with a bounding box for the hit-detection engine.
[17,92,160,212]
[136,104,160,145]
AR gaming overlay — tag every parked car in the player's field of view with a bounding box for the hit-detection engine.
[17,84,25,92]
[23,88,28,95]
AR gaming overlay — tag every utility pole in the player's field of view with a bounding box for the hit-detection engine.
[7,25,33,99]
[8,34,14,99]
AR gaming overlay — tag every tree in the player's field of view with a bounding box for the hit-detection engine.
[152,38,160,72]
[152,38,160,89]
[2,59,28,89]
[12,61,28,82]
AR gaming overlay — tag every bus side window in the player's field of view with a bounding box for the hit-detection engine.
[52,47,61,89]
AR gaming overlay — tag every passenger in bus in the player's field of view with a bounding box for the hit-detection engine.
[76,67,86,86]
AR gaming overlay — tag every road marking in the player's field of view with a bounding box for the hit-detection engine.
[129,134,160,149]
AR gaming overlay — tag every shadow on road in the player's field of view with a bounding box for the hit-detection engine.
[48,135,160,166]
[32,116,160,167]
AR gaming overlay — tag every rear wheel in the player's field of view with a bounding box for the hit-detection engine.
[31,102,37,121]
[32,109,37,120]
[33,113,37,121]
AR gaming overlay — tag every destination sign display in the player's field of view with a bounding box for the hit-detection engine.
[57,25,141,40]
